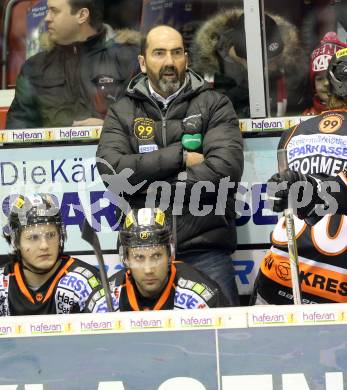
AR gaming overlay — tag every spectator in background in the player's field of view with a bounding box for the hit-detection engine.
[96,25,243,306]
[86,208,229,312]
[191,9,308,118]
[6,0,139,129]
[103,0,142,31]
[303,32,347,115]
[1,193,102,315]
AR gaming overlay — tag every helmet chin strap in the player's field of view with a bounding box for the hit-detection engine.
[21,260,59,275]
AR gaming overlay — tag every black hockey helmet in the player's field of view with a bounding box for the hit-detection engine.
[119,208,174,262]
[327,48,347,99]
[5,193,66,252]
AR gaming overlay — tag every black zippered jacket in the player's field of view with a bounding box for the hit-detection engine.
[6,29,139,129]
[96,69,244,253]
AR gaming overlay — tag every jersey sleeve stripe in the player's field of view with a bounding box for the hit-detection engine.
[125,271,140,311]
[153,264,177,311]
[282,124,300,150]
[14,262,35,304]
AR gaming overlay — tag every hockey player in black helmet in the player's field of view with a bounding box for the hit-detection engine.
[0,193,102,316]
[266,48,347,225]
[5,193,66,264]
[85,208,229,312]
[251,48,347,305]
[311,50,347,217]
[327,47,347,101]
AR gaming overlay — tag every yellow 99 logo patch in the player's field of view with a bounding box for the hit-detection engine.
[319,114,343,133]
[140,231,150,240]
[134,117,155,140]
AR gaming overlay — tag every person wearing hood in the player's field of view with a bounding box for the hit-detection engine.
[191,8,308,118]
[6,0,139,129]
[303,32,347,115]
[96,25,244,306]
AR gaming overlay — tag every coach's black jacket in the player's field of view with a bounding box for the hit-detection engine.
[96,69,244,253]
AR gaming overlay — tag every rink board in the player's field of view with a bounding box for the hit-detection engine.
[0,304,346,389]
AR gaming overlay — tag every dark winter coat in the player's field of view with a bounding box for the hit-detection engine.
[96,69,244,254]
[6,29,139,129]
[190,8,309,117]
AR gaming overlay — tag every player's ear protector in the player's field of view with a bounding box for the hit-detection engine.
[10,232,16,249]
[59,233,64,251]
[119,245,127,267]
[169,242,175,263]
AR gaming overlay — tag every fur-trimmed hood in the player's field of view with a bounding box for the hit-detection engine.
[114,28,141,46]
[191,8,307,77]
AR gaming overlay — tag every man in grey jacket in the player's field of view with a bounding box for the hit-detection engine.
[96,25,243,305]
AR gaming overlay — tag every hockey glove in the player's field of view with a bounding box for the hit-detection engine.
[267,169,320,220]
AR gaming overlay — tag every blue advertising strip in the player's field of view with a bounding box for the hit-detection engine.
[235,136,279,245]
[0,137,281,255]
[0,136,281,295]
[0,144,116,254]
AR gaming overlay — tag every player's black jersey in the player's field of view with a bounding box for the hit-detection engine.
[0,256,102,316]
[336,170,347,215]
[253,110,347,305]
[278,110,347,177]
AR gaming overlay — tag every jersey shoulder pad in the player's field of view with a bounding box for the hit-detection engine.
[174,264,219,309]
[65,258,102,290]
[86,287,109,313]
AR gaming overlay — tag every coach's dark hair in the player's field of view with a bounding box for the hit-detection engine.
[69,0,104,29]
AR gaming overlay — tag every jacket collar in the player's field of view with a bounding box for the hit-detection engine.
[126,68,209,100]
[148,77,187,107]
[55,28,106,53]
